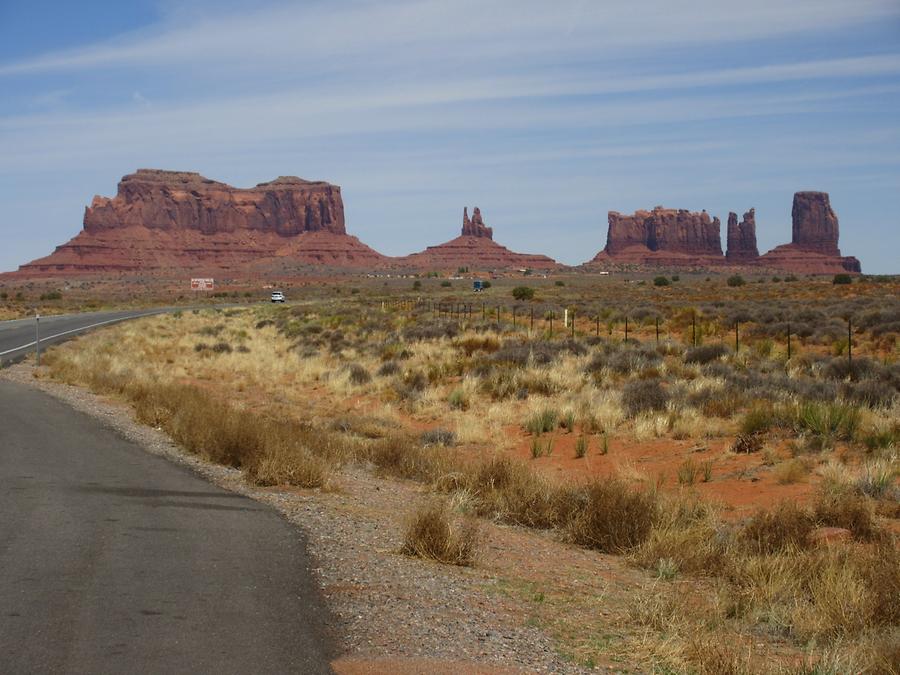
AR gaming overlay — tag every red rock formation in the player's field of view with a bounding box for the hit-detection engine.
[591,206,723,265]
[758,192,861,274]
[399,207,556,270]
[791,191,839,254]
[725,209,759,262]
[15,169,385,275]
[461,207,493,239]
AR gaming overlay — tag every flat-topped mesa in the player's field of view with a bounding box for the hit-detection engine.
[461,207,493,239]
[604,206,722,258]
[791,191,839,255]
[84,168,346,237]
[13,168,391,275]
[726,208,759,262]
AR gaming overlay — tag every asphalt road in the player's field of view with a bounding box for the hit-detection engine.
[0,379,335,673]
[0,309,172,367]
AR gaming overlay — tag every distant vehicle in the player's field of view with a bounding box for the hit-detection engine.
[271,291,285,303]
[473,280,483,292]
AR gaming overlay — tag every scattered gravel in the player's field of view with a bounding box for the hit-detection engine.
[2,363,587,674]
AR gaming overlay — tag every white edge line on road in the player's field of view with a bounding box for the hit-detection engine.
[0,311,163,357]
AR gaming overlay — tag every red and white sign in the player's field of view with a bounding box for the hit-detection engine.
[191,278,215,291]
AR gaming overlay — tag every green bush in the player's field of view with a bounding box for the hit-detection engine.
[512,286,535,301]
[440,280,452,287]
[833,274,852,285]
[653,276,670,287]
[727,275,745,287]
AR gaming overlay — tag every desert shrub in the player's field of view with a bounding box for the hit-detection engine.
[653,276,670,287]
[565,479,659,552]
[401,501,478,566]
[589,345,662,375]
[465,455,559,528]
[456,335,500,356]
[403,321,459,341]
[845,379,897,408]
[741,501,816,554]
[197,323,226,337]
[621,378,669,417]
[727,275,746,287]
[480,368,520,401]
[813,491,877,539]
[211,341,232,353]
[511,286,535,301]
[684,343,729,365]
[575,436,588,458]
[775,458,810,484]
[795,401,861,444]
[447,387,469,410]
[420,428,456,447]
[824,355,878,380]
[246,441,329,488]
[739,404,781,435]
[347,363,371,385]
[377,360,400,377]
[833,273,853,285]
[525,408,559,435]
[369,436,444,482]
[731,433,763,454]
[677,459,700,485]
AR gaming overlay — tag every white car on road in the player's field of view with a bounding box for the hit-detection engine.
[270,291,285,303]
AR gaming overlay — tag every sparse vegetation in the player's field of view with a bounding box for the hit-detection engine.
[30,276,899,671]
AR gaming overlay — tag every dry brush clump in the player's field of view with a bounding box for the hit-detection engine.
[401,501,479,566]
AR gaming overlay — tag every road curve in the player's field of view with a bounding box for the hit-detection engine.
[0,309,175,367]
[0,379,335,673]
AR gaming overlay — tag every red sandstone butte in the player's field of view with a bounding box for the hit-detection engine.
[725,209,759,262]
[589,206,724,266]
[399,207,557,270]
[758,192,861,274]
[15,169,385,275]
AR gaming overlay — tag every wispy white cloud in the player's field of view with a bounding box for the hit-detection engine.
[1,0,897,77]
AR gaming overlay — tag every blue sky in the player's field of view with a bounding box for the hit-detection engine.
[1,0,899,273]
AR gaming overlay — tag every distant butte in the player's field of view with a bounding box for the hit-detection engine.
[15,169,385,275]
[5,169,863,278]
[757,192,861,274]
[398,207,557,270]
[588,192,861,274]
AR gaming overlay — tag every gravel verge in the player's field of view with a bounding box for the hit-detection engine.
[2,363,588,674]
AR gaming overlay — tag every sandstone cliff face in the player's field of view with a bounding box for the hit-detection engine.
[725,209,759,261]
[83,169,346,236]
[791,191,839,254]
[16,169,384,275]
[461,207,493,239]
[601,206,722,262]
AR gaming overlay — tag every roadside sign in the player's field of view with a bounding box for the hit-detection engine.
[191,278,214,291]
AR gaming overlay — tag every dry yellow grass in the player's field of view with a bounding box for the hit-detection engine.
[36,302,900,673]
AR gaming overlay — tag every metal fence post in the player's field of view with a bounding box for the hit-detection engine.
[655,316,660,343]
[35,313,40,367]
[735,321,739,352]
[787,323,791,360]
[848,318,853,380]
[624,316,628,342]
